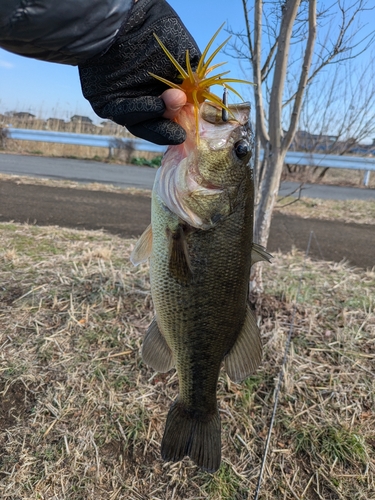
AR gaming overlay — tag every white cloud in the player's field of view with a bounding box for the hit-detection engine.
[0,60,14,69]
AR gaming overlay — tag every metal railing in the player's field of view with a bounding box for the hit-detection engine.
[3,127,374,185]
[261,150,374,186]
[4,127,166,155]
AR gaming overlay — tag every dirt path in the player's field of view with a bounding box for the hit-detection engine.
[1,179,374,269]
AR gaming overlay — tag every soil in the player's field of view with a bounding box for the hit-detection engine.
[0,179,374,269]
[0,380,36,437]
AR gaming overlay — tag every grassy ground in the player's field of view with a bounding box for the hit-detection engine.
[0,173,153,197]
[282,166,375,189]
[0,222,374,499]
[274,196,375,225]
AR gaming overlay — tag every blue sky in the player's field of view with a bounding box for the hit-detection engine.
[1,0,374,129]
[0,0,248,122]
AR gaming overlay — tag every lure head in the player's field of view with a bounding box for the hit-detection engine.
[150,24,255,142]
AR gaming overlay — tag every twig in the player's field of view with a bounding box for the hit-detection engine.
[277,183,304,206]
[95,350,132,362]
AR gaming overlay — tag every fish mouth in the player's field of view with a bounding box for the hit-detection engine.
[154,102,251,229]
[170,106,249,192]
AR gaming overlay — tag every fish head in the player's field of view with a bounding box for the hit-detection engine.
[196,101,253,187]
[154,102,254,229]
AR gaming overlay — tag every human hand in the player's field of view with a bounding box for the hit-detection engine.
[79,0,200,145]
[161,89,187,121]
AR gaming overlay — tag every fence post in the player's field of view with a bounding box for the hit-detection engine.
[363,170,370,187]
[0,127,8,149]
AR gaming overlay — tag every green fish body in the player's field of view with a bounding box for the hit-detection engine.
[131,102,270,472]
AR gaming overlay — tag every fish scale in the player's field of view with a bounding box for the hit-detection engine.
[151,178,253,400]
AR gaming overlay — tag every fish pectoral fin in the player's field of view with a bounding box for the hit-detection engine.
[224,305,262,382]
[142,318,174,373]
[251,243,273,265]
[130,224,153,266]
[167,224,192,281]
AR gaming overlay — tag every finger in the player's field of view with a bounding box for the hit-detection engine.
[161,89,187,120]
[127,118,186,145]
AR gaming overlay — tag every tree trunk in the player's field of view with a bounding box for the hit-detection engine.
[239,0,368,294]
[255,149,286,248]
[251,148,286,293]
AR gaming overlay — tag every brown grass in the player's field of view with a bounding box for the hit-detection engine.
[0,172,152,197]
[0,222,374,499]
[1,140,162,164]
[274,196,375,225]
[282,166,375,189]
[4,139,114,161]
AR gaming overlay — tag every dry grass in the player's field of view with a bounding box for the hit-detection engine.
[0,140,162,164]
[0,172,152,197]
[0,223,374,499]
[282,166,375,189]
[274,196,375,225]
[3,140,114,162]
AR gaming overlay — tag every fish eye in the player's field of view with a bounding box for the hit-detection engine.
[234,140,250,159]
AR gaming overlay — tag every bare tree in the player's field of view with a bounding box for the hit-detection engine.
[285,60,375,181]
[228,0,375,291]
[307,61,375,141]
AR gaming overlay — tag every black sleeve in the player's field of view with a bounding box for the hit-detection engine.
[78,0,201,145]
[0,0,133,65]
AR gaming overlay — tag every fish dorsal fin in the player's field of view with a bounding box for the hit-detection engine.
[130,224,153,266]
[251,243,273,265]
[142,317,174,373]
[167,224,192,282]
[224,305,262,382]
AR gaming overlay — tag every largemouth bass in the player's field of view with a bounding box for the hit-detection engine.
[131,101,271,472]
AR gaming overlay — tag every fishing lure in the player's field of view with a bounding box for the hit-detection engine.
[150,24,254,140]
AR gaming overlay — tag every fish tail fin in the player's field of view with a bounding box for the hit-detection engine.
[161,400,221,472]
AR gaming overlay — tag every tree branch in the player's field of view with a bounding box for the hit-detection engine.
[284,0,317,151]
[241,0,254,61]
[250,0,270,146]
[269,0,301,150]
[282,0,375,109]
[261,38,278,81]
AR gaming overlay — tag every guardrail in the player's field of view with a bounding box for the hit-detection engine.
[3,127,374,185]
[262,150,373,186]
[4,127,166,155]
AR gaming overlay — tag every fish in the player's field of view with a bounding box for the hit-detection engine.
[131,100,272,472]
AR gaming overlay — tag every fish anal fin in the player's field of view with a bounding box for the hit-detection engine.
[161,400,221,473]
[224,305,262,382]
[142,318,174,373]
[130,224,153,266]
[167,224,192,282]
[251,243,273,265]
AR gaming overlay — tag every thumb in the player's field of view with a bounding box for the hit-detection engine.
[162,89,187,119]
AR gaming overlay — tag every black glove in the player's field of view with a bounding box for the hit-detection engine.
[79,0,201,145]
